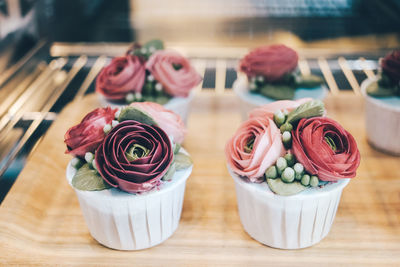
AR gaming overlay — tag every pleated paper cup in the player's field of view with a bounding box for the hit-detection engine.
[98,90,195,125]
[228,167,350,249]
[66,155,192,250]
[232,75,328,120]
[361,78,400,155]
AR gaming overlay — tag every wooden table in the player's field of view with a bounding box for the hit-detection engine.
[1,92,399,266]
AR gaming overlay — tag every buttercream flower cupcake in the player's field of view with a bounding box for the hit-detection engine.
[64,103,193,250]
[361,50,400,155]
[225,99,360,249]
[233,44,328,119]
[96,40,202,123]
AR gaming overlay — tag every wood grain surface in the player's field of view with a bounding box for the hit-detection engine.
[0,92,399,266]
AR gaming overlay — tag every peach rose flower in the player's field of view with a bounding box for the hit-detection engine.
[130,102,186,144]
[146,50,202,97]
[225,117,285,182]
[96,55,146,100]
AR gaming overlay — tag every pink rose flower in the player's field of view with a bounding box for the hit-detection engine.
[96,55,146,100]
[64,107,117,158]
[249,98,312,120]
[239,44,298,82]
[146,50,202,97]
[225,117,285,182]
[292,117,360,182]
[129,102,186,144]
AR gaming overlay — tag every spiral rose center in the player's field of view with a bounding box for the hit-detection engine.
[125,144,150,162]
[172,63,183,70]
[244,136,255,153]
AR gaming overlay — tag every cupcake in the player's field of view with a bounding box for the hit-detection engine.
[233,44,328,119]
[361,50,400,155]
[225,99,360,249]
[96,39,202,124]
[64,102,193,250]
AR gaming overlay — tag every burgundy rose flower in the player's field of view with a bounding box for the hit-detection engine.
[96,54,146,100]
[381,50,400,85]
[292,117,360,182]
[146,50,202,97]
[239,44,298,82]
[95,120,173,193]
[64,107,117,158]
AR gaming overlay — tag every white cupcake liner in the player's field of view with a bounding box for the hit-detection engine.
[361,78,400,155]
[233,75,328,120]
[228,167,350,249]
[98,90,195,125]
[66,152,192,250]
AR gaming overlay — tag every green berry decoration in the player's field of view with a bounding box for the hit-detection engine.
[84,152,94,164]
[265,166,278,179]
[280,122,293,133]
[125,93,135,103]
[71,157,83,169]
[301,174,310,186]
[284,153,295,167]
[282,131,292,148]
[310,175,319,187]
[276,157,287,175]
[103,124,112,134]
[281,167,295,183]
[273,110,286,127]
[293,163,304,180]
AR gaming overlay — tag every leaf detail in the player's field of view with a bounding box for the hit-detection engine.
[162,163,176,181]
[258,84,296,100]
[173,143,181,154]
[118,106,157,126]
[175,152,193,170]
[295,74,324,88]
[143,39,164,51]
[286,100,325,124]
[267,178,307,196]
[366,80,396,97]
[72,164,111,191]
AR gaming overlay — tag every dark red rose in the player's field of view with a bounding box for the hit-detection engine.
[95,120,173,193]
[381,50,400,85]
[64,107,117,158]
[292,117,360,182]
[96,55,146,100]
[239,44,298,82]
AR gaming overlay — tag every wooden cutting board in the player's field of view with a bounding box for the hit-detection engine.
[0,91,399,266]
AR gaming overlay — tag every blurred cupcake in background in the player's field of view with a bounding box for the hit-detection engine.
[361,49,400,155]
[233,44,328,119]
[96,40,202,123]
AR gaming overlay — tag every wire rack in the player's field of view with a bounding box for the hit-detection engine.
[0,41,381,201]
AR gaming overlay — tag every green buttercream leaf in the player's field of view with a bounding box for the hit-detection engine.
[286,100,325,124]
[258,84,295,100]
[143,39,164,51]
[366,80,396,97]
[118,106,157,126]
[173,143,181,154]
[162,162,176,181]
[72,164,111,191]
[175,152,193,170]
[267,178,307,196]
[295,74,324,88]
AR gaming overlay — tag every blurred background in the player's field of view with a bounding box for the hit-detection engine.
[0,0,399,202]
